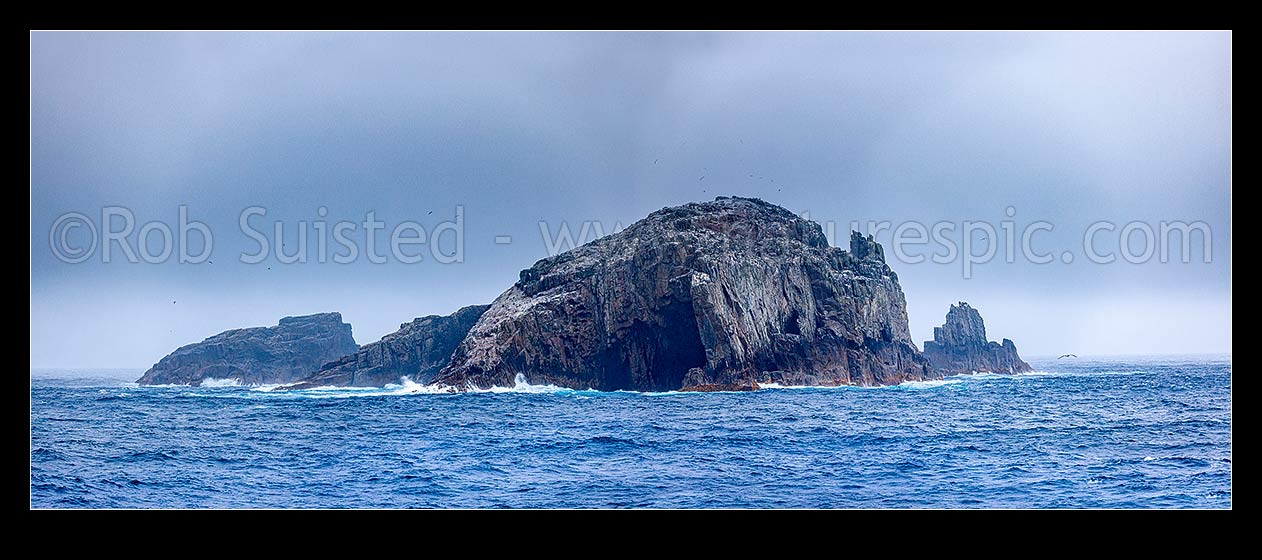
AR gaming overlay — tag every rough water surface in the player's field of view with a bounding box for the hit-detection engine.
[30,355,1230,508]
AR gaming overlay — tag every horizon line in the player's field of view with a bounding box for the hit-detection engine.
[28,351,1235,372]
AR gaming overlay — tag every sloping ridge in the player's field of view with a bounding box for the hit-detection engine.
[283,305,489,389]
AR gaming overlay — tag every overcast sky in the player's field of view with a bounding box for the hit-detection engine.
[30,31,1231,368]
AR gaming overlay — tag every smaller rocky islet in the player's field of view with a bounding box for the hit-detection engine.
[135,312,358,386]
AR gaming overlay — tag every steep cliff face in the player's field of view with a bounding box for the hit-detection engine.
[923,302,1033,374]
[136,313,358,386]
[433,197,934,391]
[282,305,489,389]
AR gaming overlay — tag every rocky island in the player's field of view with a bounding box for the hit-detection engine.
[136,312,358,386]
[434,197,933,391]
[281,305,489,389]
[923,302,1033,374]
[139,198,1035,391]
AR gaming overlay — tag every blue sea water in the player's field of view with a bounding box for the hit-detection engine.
[30,355,1231,508]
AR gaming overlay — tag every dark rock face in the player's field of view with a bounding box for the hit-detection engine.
[136,313,358,386]
[433,197,934,391]
[679,367,762,392]
[923,302,1033,374]
[679,383,761,392]
[283,305,489,389]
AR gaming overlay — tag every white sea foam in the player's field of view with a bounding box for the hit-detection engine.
[757,379,964,390]
[480,373,578,394]
[954,372,1006,380]
[304,374,579,396]
[756,383,810,390]
[301,384,381,392]
[898,378,964,389]
[756,382,866,390]
[174,366,1144,398]
[266,378,445,398]
[385,377,460,395]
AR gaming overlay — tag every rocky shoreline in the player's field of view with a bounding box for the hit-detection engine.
[138,197,1031,391]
